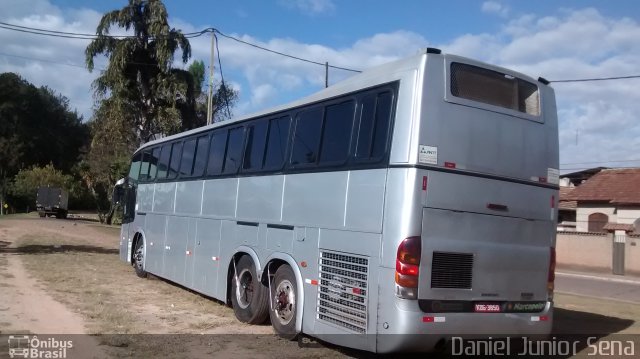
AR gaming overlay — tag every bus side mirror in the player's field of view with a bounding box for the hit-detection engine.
[113,184,125,205]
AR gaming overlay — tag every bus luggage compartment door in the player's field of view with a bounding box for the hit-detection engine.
[418,207,553,302]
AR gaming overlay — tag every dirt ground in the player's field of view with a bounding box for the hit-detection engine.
[0,214,639,358]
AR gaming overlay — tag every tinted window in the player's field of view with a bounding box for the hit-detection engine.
[138,151,150,181]
[372,92,393,158]
[193,135,209,177]
[149,147,160,180]
[451,62,540,116]
[291,108,322,166]
[319,101,354,164]
[180,139,197,176]
[243,121,268,171]
[157,144,171,179]
[223,127,245,174]
[207,130,226,176]
[264,116,290,169]
[356,91,393,160]
[129,153,142,181]
[167,142,182,179]
[356,96,376,159]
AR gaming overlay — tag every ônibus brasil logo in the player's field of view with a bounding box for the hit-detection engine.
[8,335,73,359]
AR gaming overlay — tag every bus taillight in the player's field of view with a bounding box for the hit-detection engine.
[395,236,421,299]
[547,247,556,300]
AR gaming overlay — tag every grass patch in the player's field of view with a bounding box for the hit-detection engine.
[86,224,121,237]
[0,213,36,220]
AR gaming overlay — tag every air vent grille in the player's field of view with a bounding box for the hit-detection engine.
[431,251,474,289]
[317,250,369,333]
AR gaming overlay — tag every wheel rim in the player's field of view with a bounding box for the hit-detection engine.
[236,268,254,309]
[133,245,144,271]
[274,279,295,325]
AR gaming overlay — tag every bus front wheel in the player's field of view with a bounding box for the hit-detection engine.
[231,255,269,324]
[270,265,298,339]
[132,238,147,278]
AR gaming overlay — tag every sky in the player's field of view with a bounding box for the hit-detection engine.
[1,0,639,173]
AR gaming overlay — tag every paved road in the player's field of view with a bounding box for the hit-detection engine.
[555,271,640,304]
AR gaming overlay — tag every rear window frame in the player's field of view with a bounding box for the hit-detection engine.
[443,57,544,123]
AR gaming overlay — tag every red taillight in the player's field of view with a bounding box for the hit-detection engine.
[395,236,421,292]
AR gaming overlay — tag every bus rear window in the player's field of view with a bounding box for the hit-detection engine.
[450,62,540,116]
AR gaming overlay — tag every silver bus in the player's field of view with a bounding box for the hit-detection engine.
[114,48,559,353]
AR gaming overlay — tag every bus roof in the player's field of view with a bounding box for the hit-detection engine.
[137,49,549,152]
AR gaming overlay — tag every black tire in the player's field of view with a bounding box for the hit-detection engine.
[269,265,298,339]
[132,238,147,278]
[231,255,269,324]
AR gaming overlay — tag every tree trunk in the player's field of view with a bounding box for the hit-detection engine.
[105,204,115,225]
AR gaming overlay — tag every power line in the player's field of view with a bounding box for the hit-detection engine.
[0,52,102,70]
[212,28,362,73]
[0,21,205,39]
[550,75,640,83]
[4,20,640,81]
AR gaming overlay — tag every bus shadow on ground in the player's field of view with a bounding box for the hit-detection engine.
[0,244,118,255]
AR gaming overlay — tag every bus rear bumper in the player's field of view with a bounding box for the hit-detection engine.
[376,300,553,353]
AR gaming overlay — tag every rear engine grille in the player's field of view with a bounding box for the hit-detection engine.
[317,250,369,334]
[431,252,474,289]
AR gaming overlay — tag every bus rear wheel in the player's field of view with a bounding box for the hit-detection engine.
[231,255,269,324]
[270,265,298,339]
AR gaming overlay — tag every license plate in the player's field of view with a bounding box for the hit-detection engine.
[474,303,502,313]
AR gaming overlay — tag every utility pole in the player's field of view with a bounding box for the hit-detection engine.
[325,62,329,88]
[207,32,215,125]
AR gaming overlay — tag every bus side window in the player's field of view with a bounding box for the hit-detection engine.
[223,127,245,174]
[192,135,209,177]
[243,121,268,171]
[207,130,227,176]
[291,108,323,166]
[371,92,393,158]
[356,91,393,160]
[264,116,291,170]
[128,152,142,181]
[139,151,151,181]
[319,100,355,164]
[180,138,197,177]
[167,142,183,180]
[157,144,171,179]
[149,147,160,180]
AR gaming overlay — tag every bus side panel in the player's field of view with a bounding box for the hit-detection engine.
[344,169,386,232]
[237,175,284,223]
[153,182,176,214]
[202,179,237,218]
[282,172,347,229]
[137,183,154,213]
[144,213,166,275]
[183,217,198,288]
[175,181,204,215]
[192,218,222,297]
[165,216,189,283]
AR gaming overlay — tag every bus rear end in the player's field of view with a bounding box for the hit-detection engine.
[380,53,558,352]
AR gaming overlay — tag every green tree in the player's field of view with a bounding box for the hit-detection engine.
[85,0,195,145]
[0,73,88,214]
[11,164,74,209]
[188,59,238,125]
[84,0,196,222]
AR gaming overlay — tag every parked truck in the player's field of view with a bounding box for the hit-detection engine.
[36,187,69,219]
